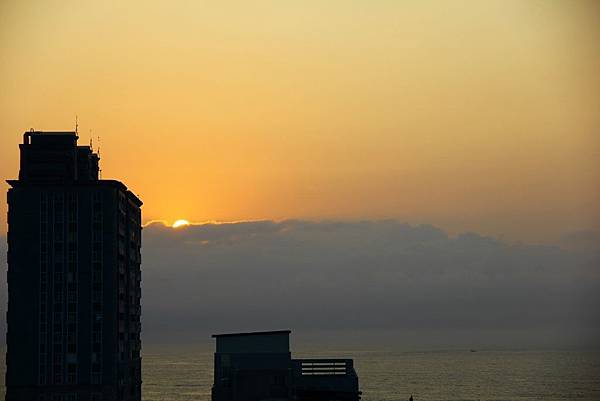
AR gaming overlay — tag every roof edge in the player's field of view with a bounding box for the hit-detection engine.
[212,330,291,338]
[7,180,143,206]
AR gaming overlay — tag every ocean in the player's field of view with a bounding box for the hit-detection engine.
[1,346,599,401]
[141,346,600,401]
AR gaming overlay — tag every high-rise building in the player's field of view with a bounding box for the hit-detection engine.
[6,131,143,401]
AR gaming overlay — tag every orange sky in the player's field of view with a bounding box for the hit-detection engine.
[1,0,598,243]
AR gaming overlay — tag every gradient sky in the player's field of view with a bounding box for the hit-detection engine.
[1,0,598,243]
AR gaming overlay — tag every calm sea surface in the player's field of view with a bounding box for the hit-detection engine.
[1,347,599,401]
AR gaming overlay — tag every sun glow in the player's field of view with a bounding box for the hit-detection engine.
[172,219,190,228]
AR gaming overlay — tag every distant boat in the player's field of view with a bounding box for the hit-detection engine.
[470,349,477,352]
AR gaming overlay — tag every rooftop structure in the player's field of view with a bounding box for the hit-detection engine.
[211,330,360,401]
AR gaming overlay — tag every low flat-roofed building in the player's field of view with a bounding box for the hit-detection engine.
[211,330,360,401]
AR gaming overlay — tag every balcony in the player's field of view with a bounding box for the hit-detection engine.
[292,359,360,401]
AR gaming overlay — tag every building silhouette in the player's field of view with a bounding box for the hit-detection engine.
[212,330,361,401]
[6,131,143,401]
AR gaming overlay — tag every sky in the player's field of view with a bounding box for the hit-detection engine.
[0,0,599,244]
[0,0,599,349]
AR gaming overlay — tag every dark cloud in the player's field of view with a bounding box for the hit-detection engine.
[1,220,598,347]
[560,230,600,252]
[139,220,599,346]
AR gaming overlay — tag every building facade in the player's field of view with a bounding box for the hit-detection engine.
[6,131,143,401]
[212,330,361,401]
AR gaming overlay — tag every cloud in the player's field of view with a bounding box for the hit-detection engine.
[0,220,598,348]
[139,220,600,346]
[560,230,600,252]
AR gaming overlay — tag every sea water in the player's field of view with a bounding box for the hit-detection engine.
[141,346,599,401]
[1,347,599,401]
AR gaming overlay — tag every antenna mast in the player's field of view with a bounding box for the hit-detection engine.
[97,135,102,179]
[75,115,79,134]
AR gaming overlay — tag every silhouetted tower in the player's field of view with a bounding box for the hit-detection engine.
[6,131,143,401]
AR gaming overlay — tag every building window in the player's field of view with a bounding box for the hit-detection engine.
[67,363,76,384]
[53,370,62,384]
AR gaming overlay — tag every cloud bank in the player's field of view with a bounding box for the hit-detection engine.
[1,220,598,348]
[139,220,599,347]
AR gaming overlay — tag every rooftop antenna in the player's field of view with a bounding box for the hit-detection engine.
[89,129,93,150]
[75,115,79,134]
[97,135,102,179]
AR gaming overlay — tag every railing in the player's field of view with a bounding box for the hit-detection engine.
[293,359,355,376]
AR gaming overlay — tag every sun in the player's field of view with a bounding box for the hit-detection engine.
[172,219,190,228]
